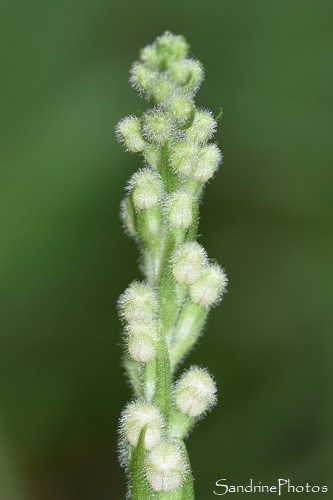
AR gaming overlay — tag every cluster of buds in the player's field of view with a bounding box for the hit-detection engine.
[116,32,227,497]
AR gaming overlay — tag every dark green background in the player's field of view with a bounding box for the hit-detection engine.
[1,1,332,498]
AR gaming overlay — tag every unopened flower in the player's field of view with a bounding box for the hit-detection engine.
[126,321,158,362]
[166,191,193,230]
[172,242,207,284]
[169,95,195,126]
[145,442,186,492]
[190,264,227,306]
[130,62,158,96]
[121,401,163,450]
[193,144,222,183]
[174,367,217,417]
[185,109,216,144]
[116,116,146,153]
[168,59,204,92]
[170,141,199,177]
[142,109,174,145]
[119,282,157,322]
[128,169,162,210]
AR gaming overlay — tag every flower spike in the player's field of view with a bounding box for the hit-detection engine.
[116,32,227,498]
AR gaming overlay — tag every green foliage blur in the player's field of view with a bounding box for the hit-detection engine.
[1,1,332,498]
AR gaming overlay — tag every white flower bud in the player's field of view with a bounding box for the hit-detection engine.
[128,334,157,363]
[172,242,207,284]
[190,264,227,306]
[169,95,195,126]
[130,62,158,95]
[174,367,217,417]
[167,191,193,229]
[145,442,186,492]
[193,144,222,183]
[129,169,162,209]
[121,401,163,450]
[185,109,216,144]
[116,116,146,153]
[170,141,199,177]
[126,321,158,362]
[142,110,174,145]
[119,282,157,322]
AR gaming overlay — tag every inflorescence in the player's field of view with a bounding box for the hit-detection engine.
[116,32,227,498]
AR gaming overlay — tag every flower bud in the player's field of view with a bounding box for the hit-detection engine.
[126,321,158,362]
[140,44,160,67]
[170,141,199,177]
[142,110,174,145]
[168,59,204,91]
[129,169,162,210]
[172,242,206,284]
[185,109,216,144]
[140,33,189,72]
[184,60,204,92]
[130,62,158,95]
[116,116,146,153]
[143,144,162,170]
[168,60,192,86]
[190,264,227,306]
[167,191,193,230]
[193,144,222,183]
[156,32,189,62]
[152,77,175,105]
[174,367,217,417]
[128,334,157,363]
[121,401,163,450]
[119,282,157,322]
[169,95,195,127]
[145,442,186,492]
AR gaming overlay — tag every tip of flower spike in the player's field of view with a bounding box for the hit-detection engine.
[156,32,189,61]
[190,264,228,306]
[145,441,186,492]
[121,400,164,450]
[118,282,157,322]
[172,242,207,284]
[128,168,162,210]
[140,32,189,72]
[174,366,217,418]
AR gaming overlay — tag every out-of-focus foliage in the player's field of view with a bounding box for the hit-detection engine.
[1,1,332,498]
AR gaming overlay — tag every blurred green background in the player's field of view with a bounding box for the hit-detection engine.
[1,0,332,498]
